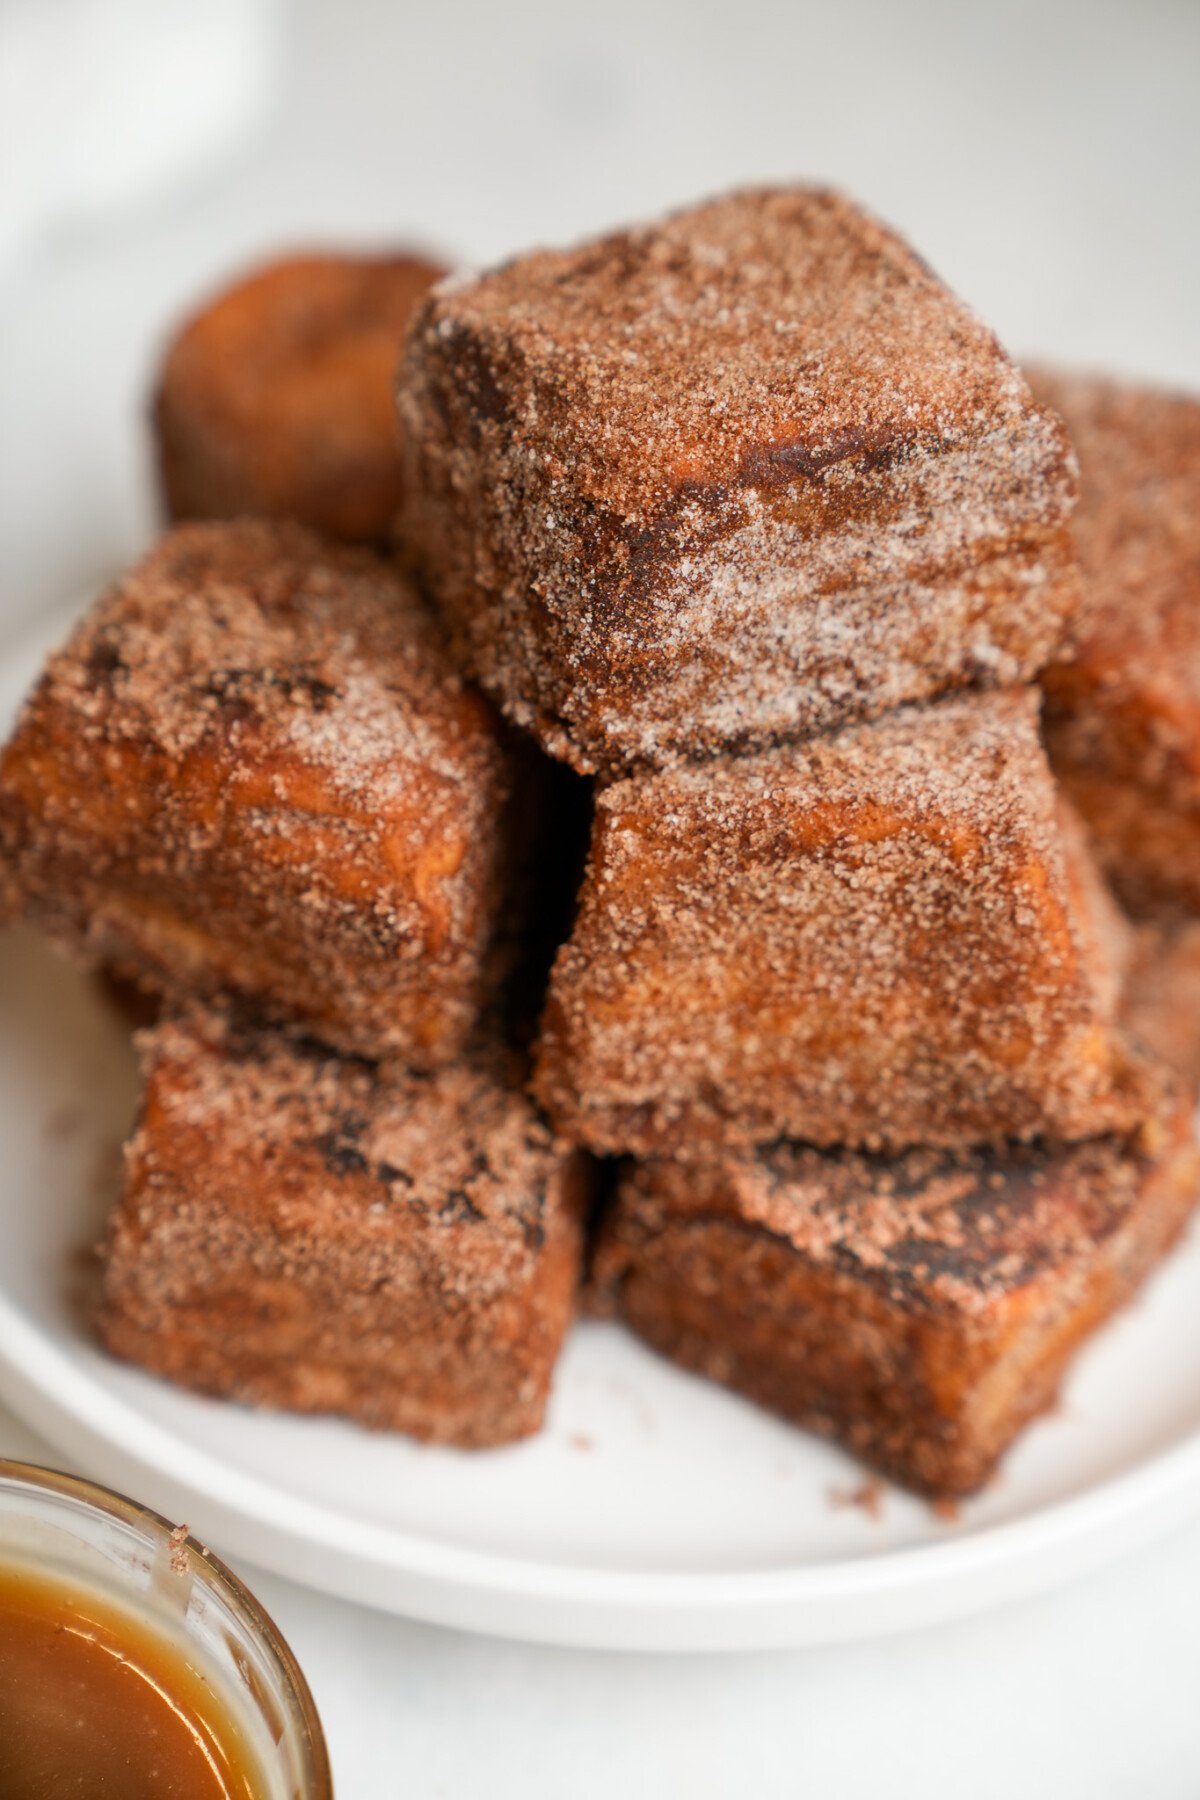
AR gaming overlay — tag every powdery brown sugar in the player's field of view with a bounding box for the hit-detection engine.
[399,186,1081,773]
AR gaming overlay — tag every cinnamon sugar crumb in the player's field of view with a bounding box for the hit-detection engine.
[831,1476,885,1520]
[167,1523,190,1574]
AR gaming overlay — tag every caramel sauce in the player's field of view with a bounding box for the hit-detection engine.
[0,1561,269,1799]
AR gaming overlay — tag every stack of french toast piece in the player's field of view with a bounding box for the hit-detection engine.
[2,188,1198,1500]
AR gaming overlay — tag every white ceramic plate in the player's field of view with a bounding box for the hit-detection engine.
[3,608,1200,1652]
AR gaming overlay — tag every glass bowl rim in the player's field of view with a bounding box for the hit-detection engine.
[0,1455,333,1798]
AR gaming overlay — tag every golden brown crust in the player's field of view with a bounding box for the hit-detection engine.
[1058,794,1133,1018]
[97,1011,589,1447]
[1122,920,1200,1087]
[597,1087,1199,1496]
[155,251,446,543]
[399,186,1080,773]
[0,519,517,1063]
[1031,367,1200,915]
[535,689,1146,1155]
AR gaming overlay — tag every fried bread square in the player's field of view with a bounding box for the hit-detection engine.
[595,1086,1198,1497]
[1058,794,1133,1018]
[1122,921,1200,1088]
[399,186,1080,773]
[1031,369,1200,915]
[155,250,446,544]
[535,689,1145,1154]
[0,519,516,1063]
[97,1011,588,1447]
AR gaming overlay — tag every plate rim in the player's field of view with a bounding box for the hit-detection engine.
[4,1288,1200,1651]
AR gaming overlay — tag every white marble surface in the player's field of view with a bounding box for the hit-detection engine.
[3,0,1200,1791]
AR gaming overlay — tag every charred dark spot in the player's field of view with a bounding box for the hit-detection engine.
[314,1109,371,1177]
[375,1161,413,1188]
[285,1032,375,1075]
[738,427,907,490]
[437,1149,494,1224]
[516,1182,549,1252]
[621,479,718,569]
[440,1188,486,1224]
[575,481,738,638]
[200,668,255,708]
[85,635,128,688]
[200,666,341,715]
[317,1134,369,1177]
[290,672,340,710]
[578,421,960,641]
[442,327,515,437]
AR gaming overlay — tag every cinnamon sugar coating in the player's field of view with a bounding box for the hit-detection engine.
[535,689,1146,1154]
[398,186,1080,774]
[0,519,518,1062]
[155,251,446,543]
[1031,369,1200,915]
[1058,795,1133,1019]
[1122,921,1200,1088]
[97,1011,588,1447]
[596,1084,1199,1497]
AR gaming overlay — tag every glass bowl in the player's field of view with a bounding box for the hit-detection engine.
[0,1458,332,1798]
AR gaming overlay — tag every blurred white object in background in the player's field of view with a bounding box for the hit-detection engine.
[0,0,282,269]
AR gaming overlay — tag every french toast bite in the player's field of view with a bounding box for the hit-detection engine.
[97,1012,588,1447]
[1122,921,1200,1088]
[155,250,446,543]
[535,689,1144,1155]
[0,519,517,1063]
[1030,369,1200,915]
[1058,795,1133,1017]
[595,1084,1199,1498]
[399,186,1080,773]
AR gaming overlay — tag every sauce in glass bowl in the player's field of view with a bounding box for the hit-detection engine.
[0,1461,331,1800]
[0,1558,267,1798]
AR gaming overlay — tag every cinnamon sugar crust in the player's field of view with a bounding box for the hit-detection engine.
[97,1011,588,1446]
[1031,368,1200,915]
[535,689,1146,1155]
[0,519,517,1062]
[597,1084,1199,1497]
[155,251,446,544]
[1058,795,1133,1019]
[399,186,1080,773]
[1122,921,1200,1088]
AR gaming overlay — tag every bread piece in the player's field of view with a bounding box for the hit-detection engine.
[1058,795,1133,1018]
[0,520,516,1063]
[155,250,445,543]
[596,1088,1198,1497]
[98,1011,588,1447]
[399,186,1080,774]
[1122,921,1200,1087]
[536,689,1144,1155]
[1030,368,1200,915]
